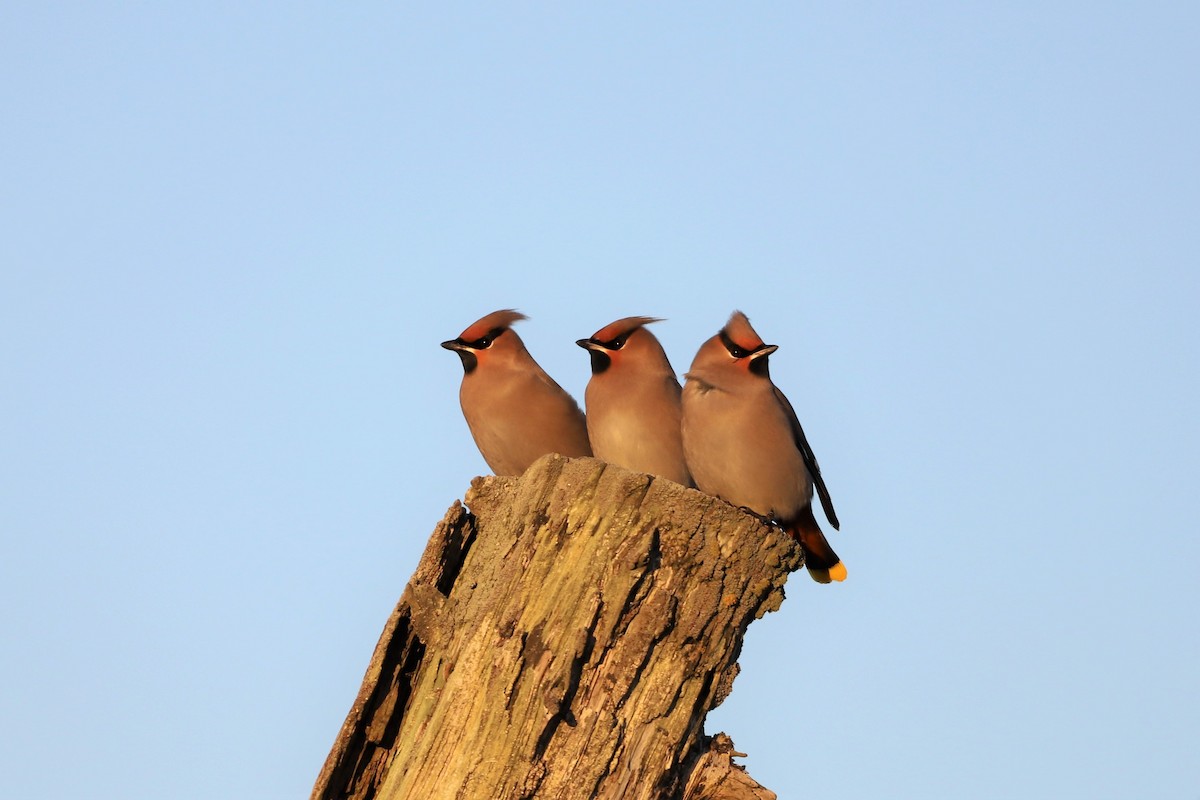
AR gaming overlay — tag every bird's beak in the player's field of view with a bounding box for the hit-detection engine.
[576,338,601,351]
[441,339,465,351]
[749,344,778,360]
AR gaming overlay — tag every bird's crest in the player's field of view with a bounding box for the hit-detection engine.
[589,316,662,345]
[458,309,528,342]
[722,311,765,351]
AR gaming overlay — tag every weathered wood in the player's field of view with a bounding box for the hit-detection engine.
[312,454,803,800]
[682,734,777,800]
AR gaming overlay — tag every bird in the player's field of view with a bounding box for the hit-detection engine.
[680,310,845,583]
[441,309,592,476]
[576,316,693,486]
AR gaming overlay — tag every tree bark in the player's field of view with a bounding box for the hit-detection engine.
[312,454,803,800]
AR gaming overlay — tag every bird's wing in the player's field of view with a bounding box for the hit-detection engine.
[773,385,840,530]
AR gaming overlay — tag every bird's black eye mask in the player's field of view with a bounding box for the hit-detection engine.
[594,333,630,350]
[592,333,633,352]
[443,326,508,374]
[462,326,508,350]
[719,330,772,376]
[719,330,752,358]
[578,332,629,375]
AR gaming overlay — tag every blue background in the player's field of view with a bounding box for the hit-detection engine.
[3,4,1196,798]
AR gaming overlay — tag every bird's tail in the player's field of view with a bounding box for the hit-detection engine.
[788,505,847,584]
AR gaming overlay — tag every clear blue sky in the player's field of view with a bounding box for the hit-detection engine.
[2,4,1197,798]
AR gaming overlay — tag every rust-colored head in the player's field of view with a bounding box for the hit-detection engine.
[718,310,777,375]
[576,316,670,375]
[687,310,778,382]
[441,309,530,374]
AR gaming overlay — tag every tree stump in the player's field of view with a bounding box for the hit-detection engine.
[312,454,804,800]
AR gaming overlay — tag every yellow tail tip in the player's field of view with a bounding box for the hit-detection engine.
[809,562,847,584]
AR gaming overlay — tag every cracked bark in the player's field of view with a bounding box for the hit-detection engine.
[311,454,804,800]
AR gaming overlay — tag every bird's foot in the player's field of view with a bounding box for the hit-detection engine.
[737,506,781,528]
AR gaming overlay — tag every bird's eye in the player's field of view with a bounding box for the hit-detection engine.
[719,330,751,359]
[597,335,625,350]
[469,327,506,349]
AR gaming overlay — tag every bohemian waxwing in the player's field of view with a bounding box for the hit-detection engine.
[681,311,845,583]
[442,309,592,476]
[576,317,693,487]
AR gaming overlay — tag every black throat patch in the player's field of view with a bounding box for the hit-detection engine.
[587,348,612,375]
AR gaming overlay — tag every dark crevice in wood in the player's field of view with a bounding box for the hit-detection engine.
[612,527,661,639]
[615,598,679,713]
[533,599,601,761]
[435,510,477,597]
[321,618,426,800]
